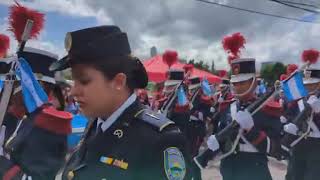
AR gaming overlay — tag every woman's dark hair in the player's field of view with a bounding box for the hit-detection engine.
[41,82,54,95]
[71,55,148,92]
[53,84,65,111]
[40,82,65,110]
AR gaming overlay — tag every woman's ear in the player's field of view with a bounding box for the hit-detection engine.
[112,73,127,91]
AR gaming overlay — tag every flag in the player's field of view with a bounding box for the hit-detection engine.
[177,86,188,106]
[282,71,308,102]
[201,78,212,96]
[259,84,266,94]
[0,80,3,93]
[15,58,48,112]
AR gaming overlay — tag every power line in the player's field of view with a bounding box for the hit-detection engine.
[195,0,319,24]
[269,0,319,13]
[279,1,320,9]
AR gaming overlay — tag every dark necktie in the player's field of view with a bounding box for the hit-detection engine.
[96,122,103,136]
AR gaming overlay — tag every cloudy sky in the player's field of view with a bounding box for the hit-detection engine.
[0,0,319,70]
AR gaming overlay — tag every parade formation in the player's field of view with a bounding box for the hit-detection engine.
[0,2,319,180]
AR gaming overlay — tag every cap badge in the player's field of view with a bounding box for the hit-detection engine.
[65,32,72,52]
[304,70,311,79]
[113,129,123,138]
[232,64,240,75]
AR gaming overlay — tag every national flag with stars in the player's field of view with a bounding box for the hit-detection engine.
[15,58,48,113]
[177,86,188,106]
[281,71,308,102]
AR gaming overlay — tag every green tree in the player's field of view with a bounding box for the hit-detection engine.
[180,58,188,64]
[260,62,286,86]
[187,59,211,72]
[210,61,216,74]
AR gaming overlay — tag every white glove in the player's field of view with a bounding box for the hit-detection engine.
[0,125,6,156]
[280,116,288,124]
[190,112,204,121]
[307,95,320,113]
[235,110,254,130]
[190,115,199,121]
[198,112,203,121]
[284,123,298,135]
[207,135,220,151]
[218,97,224,103]
[210,107,215,113]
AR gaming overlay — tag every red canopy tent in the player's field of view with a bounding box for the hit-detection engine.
[143,55,221,83]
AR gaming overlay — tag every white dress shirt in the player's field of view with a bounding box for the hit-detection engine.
[97,93,137,132]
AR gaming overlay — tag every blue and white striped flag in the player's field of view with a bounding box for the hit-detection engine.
[282,71,308,102]
[15,58,48,113]
[177,86,188,106]
[201,78,212,96]
[0,80,3,93]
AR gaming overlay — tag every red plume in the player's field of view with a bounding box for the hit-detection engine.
[218,70,227,78]
[163,50,178,68]
[301,49,319,64]
[280,74,288,81]
[0,34,10,58]
[183,64,194,74]
[227,55,237,64]
[222,32,246,63]
[8,2,45,42]
[286,64,298,75]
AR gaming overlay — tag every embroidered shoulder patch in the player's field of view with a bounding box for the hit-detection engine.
[164,147,186,180]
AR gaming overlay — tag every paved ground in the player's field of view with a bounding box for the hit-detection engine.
[202,158,287,180]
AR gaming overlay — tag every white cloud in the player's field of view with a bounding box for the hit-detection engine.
[27,39,65,57]
[83,0,320,71]
[133,34,172,58]
[135,32,228,70]
[134,12,320,71]
[0,0,109,58]
[243,16,320,69]
[0,0,112,24]
[0,17,65,57]
[2,0,319,72]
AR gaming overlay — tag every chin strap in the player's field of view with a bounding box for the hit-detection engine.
[232,76,256,97]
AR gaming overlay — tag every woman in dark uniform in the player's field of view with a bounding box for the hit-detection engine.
[50,25,192,180]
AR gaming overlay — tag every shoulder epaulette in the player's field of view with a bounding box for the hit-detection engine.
[261,100,283,117]
[135,109,174,132]
[219,98,236,111]
[199,95,213,105]
[34,106,73,135]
